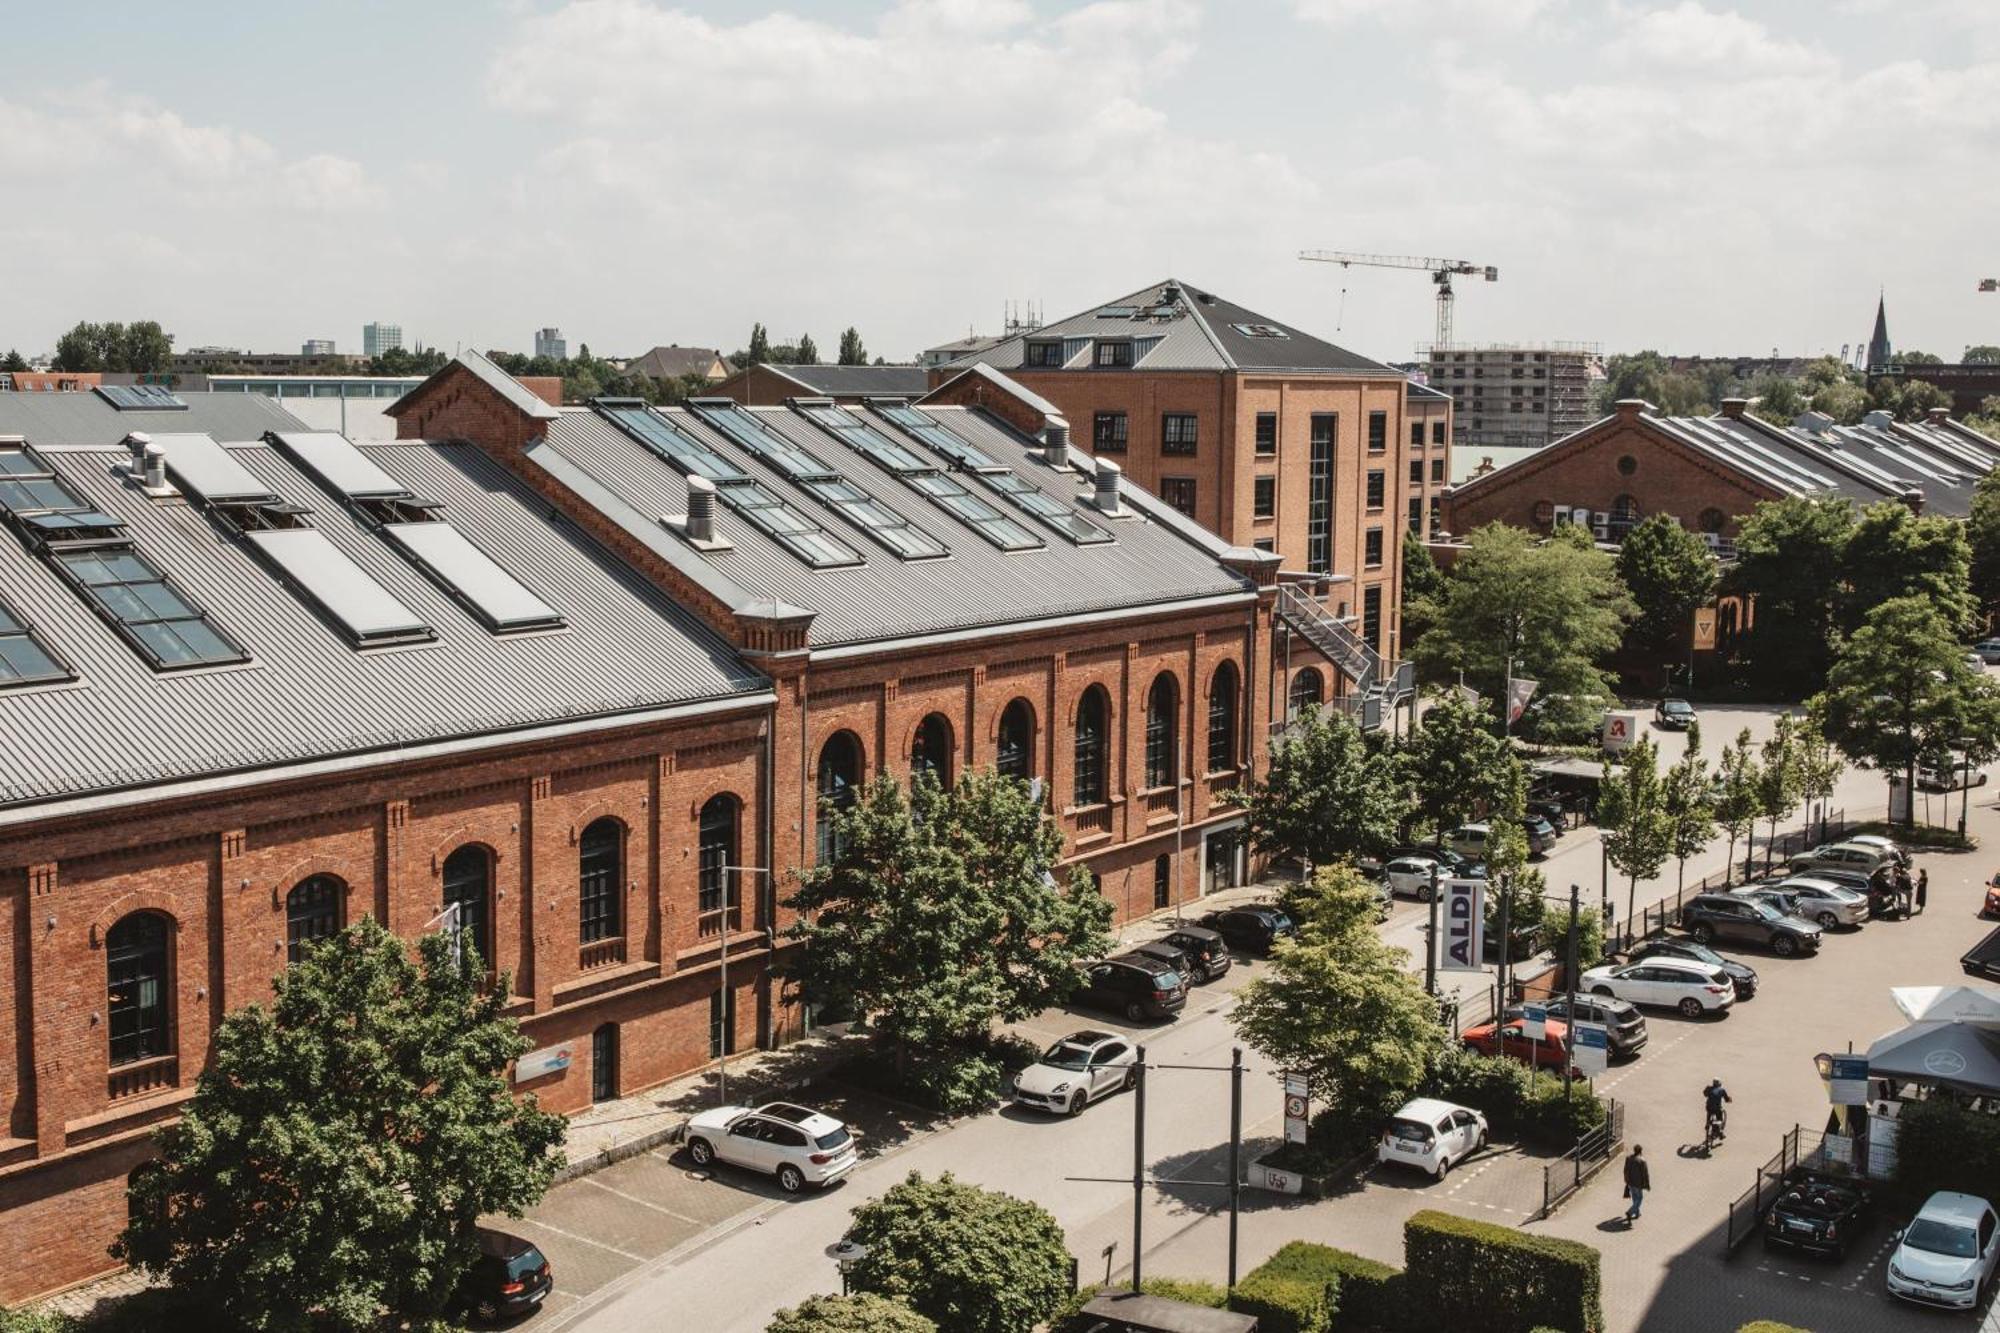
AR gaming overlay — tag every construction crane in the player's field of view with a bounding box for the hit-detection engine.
[1298,251,1498,349]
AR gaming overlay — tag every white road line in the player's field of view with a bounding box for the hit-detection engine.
[513,1216,647,1263]
[580,1176,706,1226]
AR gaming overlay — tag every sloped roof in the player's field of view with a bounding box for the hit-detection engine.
[755,364,930,398]
[628,345,728,379]
[387,349,559,421]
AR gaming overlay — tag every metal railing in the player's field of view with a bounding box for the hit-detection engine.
[1540,1098,1626,1219]
[1277,584,1378,688]
[1604,810,1849,956]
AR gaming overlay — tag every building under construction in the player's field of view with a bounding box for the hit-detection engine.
[1423,342,1604,449]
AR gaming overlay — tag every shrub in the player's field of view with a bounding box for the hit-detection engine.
[766,1291,938,1333]
[1736,1323,1811,1333]
[1404,1209,1602,1333]
[1227,1242,1351,1333]
[1301,1248,1403,1332]
[1893,1098,2000,1205]
[0,1312,78,1333]
[1260,1102,1388,1176]
[1423,1049,1606,1149]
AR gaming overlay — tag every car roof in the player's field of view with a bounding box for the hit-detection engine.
[1056,1029,1119,1047]
[759,1101,842,1129]
[1632,957,1716,974]
[1391,1097,1469,1122]
[1769,876,1853,894]
[1163,924,1222,942]
[1917,1191,1995,1224]
[475,1229,539,1260]
[1130,939,1184,954]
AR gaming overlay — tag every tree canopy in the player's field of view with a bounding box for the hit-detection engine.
[50,320,174,373]
[838,327,869,366]
[115,918,565,1331]
[1397,688,1520,841]
[1598,737,1672,929]
[1616,514,1716,660]
[1234,703,1402,867]
[1965,346,2000,365]
[1727,496,1855,693]
[1843,502,1975,637]
[767,1293,938,1333]
[1967,469,2000,620]
[1400,528,1447,653]
[1713,728,1763,880]
[797,332,821,366]
[1660,726,1716,895]
[1,349,26,372]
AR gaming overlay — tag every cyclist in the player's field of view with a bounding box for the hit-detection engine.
[1703,1078,1732,1143]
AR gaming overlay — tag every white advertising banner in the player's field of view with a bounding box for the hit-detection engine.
[1521,1002,1548,1043]
[514,1042,575,1084]
[1572,1022,1610,1078]
[1437,877,1486,973]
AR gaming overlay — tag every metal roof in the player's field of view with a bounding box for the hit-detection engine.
[0,388,303,447]
[0,434,764,809]
[759,364,930,398]
[538,400,1252,649]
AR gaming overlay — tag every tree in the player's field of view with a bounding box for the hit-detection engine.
[1969,470,2000,623]
[797,332,821,366]
[1713,728,1763,881]
[50,319,176,372]
[1231,866,1446,1110]
[121,320,174,373]
[1748,376,1805,422]
[767,1293,937,1333]
[1597,737,1672,931]
[838,327,869,366]
[1728,496,1854,694]
[1616,514,1716,661]
[1408,522,1634,705]
[1755,715,1803,874]
[1892,350,1946,367]
[1,348,27,372]
[1843,502,1974,638]
[1234,704,1402,868]
[1966,346,2000,365]
[1397,689,1520,842]
[1793,709,1845,845]
[784,771,1109,1068]
[1813,596,2000,826]
[1400,528,1447,653]
[115,918,565,1331]
[1660,725,1715,897]
[746,323,772,366]
[842,1172,1072,1333]
[1810,378,1868,424]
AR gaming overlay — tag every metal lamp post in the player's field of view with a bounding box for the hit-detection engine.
[826,1239,870,1296]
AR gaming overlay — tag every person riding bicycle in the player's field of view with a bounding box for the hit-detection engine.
[1704,1078,1732,1139]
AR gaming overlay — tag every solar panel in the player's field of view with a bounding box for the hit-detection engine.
[153,433,279,505]
[244,529,432,648]
[272,431,410,500]
[382,522,564,633]
[596,401,749,483]
[52,547,247,669]
[687,399,840,482]
[96,384,188,411]
[0,595,71,687]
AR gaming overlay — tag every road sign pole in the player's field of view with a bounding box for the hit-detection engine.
[1132,1044,1146,1290]
[1229,1048,1242,1292]
[1425,864,1440,995]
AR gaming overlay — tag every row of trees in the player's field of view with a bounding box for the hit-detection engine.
[1594,350,1961,425]
[47,319,176,373]
[733,323,876,368]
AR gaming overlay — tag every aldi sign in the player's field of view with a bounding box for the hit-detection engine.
[1437,878,1486,973]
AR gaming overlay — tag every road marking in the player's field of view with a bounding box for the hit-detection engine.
[580,1175,705,1226]
[513,1216,647,1263]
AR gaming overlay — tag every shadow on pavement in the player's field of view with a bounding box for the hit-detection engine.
[1147,1136,1316,1217]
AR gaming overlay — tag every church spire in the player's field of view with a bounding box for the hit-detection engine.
[1867,291,1892,370]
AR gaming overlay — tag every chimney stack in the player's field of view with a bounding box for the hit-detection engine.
[1927,407,1951,424]
[686,474,718,543]
[1613,398,1653,420]
[1718,398,1748,420]
[1041,421,1070,467]
[1092,457,1123,516]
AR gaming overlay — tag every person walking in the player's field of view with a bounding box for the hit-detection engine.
[1896,866,1913,918]
[1623,1145,1650,1223]
[1916,869,1929,915]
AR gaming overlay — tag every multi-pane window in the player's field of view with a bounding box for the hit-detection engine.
[1409,460,1423,485]
[1095,341,1133,368]
[997,699,1035,781]
[1074,686,1108,806]
[1255,413,1277,455]
[1154,855,1172,910]
[1253,538,1276,552]
[1307,414,1334,574]
[578,818,622,944]
[443,845,492,970]
[0,595,69,687]
[1025,341,1064,367]
[817,733,862,862]
[1207,661,1239,773]
[1363,585,1383,651]
[1409,497,1424,532]
[1162,414,1198,456]
[698,794,738,913]
[911,712,954,789]
[1367,411,1387,452]
[1144,674,1178,790]
[1288,668,1324,719]
[1253,476,1276,519]
[1432,421,1447,445]
[1366,470,1385,510]
[1431,458,1446,483]
[107,912,170,1066]
[1410,422,1424,447]
[1161,477,1197,516]
[1365,528,1384,568]
[1093,412,1128,452]
[285,875,342,964]
[53,548,245,671]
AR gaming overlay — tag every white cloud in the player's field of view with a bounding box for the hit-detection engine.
[1294,0,1556,31]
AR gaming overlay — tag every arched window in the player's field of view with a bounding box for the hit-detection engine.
[817,732,863,862]
[1698,507,1726,534]
[106,912,171,1066]
[578,818,623,944]
[1145,673,1179,790]
[698,793,739,914]
[996,698,1035,781]
[1288,668,1324,720]
[1611,494,1641,525]
[1207,662,1240,774]
[911,713,954,790]
[442,845,492,971]
[1073,685,1109,807]
[285,875,343,964]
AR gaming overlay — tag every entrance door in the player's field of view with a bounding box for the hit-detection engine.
[591,1024,618,1103]
[1204,829,1240,894]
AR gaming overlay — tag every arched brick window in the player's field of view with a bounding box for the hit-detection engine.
[107,911,171,1066]
[442,845,492,970]
[817,732,863,862]
[1288,667,1324,720]
[285,875,343,964]
[1145,673,1179,790]
[996,698,1035,782]
[1074,685,1110,806]
[911,712,954,790]
[578,818,622,944]
[1207,662,1240,774]
[698,793,740,913]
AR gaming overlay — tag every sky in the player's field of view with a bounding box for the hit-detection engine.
[4,0,1999,367]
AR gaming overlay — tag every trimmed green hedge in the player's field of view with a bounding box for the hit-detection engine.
[1423,1049,1607,1149]
[1245,1243,1402,1333]
[1229,1269,1333,1333]
[1404,1209,1603,1333]
[1893,1097,2000,1206]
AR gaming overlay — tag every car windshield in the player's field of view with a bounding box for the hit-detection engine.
[1665,701,1692,714]
[1269,912,1294,929]
[1746,899,1784,921]
[814,1126,852,1151]
[505,1248,547,1280]
[1387,1118,1435,1143]
[1042,1042,1094,1070]
[1906,1218,1978,1258]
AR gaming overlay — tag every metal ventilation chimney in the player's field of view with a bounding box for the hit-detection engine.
[143,443,166,489]
[1041,421,1070,467]
[1093,457,1123,516]
[686,474,719,543]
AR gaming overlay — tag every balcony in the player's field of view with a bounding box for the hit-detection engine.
[579,936,627,971]
[1072,804,1112,839]
[108,1054,177,1102]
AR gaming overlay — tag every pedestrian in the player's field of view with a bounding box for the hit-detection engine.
[1916,869,1929,915]
[1623,1145,1650,1223]
[1896,866,1913,918]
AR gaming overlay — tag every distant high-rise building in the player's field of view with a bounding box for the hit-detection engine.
[534,327,567,361]
[1424,343,1604,449]
[362,323,403,358]
[301,339,336,356]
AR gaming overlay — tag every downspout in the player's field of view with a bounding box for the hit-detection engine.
[761,710,778,1045]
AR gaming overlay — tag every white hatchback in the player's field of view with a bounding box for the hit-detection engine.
[685,1101,859,1194]
[1377,1097,1487,1180]
[1383,856,1443,901]
[1581,957,1736,1018]
[1888,1191,2000,1310]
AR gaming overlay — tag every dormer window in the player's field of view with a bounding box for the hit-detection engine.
[1095,341,1134,368]
[1025,341,1064,367]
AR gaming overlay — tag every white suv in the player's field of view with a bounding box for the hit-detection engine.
[1012,1031,1136,1115]
[1889,1191,2000,1310]
[1580,957,1735,1018]
[685,1101,859,1193]
[1377,1097,1487,1180]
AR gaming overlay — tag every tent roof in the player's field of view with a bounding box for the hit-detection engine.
[1867,1020,2000,1095]
[1893,985,2000,1025]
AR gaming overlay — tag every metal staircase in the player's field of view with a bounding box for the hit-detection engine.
[1276,584,1413,731]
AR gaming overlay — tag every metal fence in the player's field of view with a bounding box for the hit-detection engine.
[1604,810,1849,956]
[1539,1097,1626,1220]
[1723,1126,1847,1252]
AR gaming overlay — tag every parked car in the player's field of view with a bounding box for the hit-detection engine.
[1966,650,1988,672]
[1975,638,2000,665]
[1527,994,1650,1058]
[1744,877,1870,928]
[1072,956,1188,1021]
[1774,864,1876,895]
[1011,1030,1137,1115]
[1654,698,1697,730]
[1985,872,2000,921]
[1451,820,1551,860]
[1919,753,1988,791]
[1845,834,1909,867]
[1763,1166,1871,1260]
[1626,936,1759,999]
[1526,793,1570,832]
[1197,906,1297,956]
[1377,1097,1488,1180]
[1154,925,1232,982]
[1522,813,1561,850]
[1126,939,1195,984]
[1964,923,2000,982]
[1887,1191,2000,1311]
[684,1101,859,1194]
[1383,856,1444,901]
[1679,892,1823,957]
[1580,957,1735,1018]
[455,1228,553,1324]
[1481,920,1546,964]
[1790,841,1898,878]
[1462,1015,1577,1076]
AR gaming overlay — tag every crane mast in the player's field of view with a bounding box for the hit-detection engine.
[1298,250,1498,349]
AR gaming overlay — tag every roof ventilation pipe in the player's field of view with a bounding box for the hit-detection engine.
[686,474,719,543]
[1927,407,1951,424]
[143,443,166,489]
[1863,409,1897,429]
[124,430,151,470]
[1092,457,1123,516]
[1041,421,1070,467]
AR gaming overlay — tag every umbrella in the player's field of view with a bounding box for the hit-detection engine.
[1867,1020,2000,1096]
[1892,984,2000,1026]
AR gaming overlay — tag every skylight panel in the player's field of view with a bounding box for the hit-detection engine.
[152,434,278,505]
[687,399,840,482]
[245,529,433,648]
[800,478,948,560]
[96,384,188,411]
[272,431,410,500]
[595,400,749,483]
[0,595,71,687]
[52,548,247,669]
[0,445,125,539]
[869,403,1003,472]
[798,404,934,474]
[381,522,565,634]
[868,405,1112,545]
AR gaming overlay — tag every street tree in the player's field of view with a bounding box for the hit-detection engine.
[1967,470,2000,621]
[115,919,566,1331]
[1400,528,1448,654]
[1661,725,1716,897]
[1616,514,1717,661]
[842,1172,1072,1333]
[1408,522,1634,704]
[784,771,1110,1069]
[1597,737,1673,932]
[797,332,821,366]
[1754,715,1804,873]
[1234,703,1401,868]
[1842,501,1975,638]
[1793,710,1846,844]
[1728,495,1854,694]
[837,327,869,366]
[1231,866,1446,1112]
[1713,728,1764,880]
[1397,688,1520,843]
[767,1293,937,1333]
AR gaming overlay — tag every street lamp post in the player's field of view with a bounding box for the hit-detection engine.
[826,1239,870,1296]
[1424,862,1440,996]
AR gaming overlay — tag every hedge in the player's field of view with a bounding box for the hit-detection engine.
[1423,1049,1608,1149]
[1893,1097,2000,1206]
[1404,1209,1603,1333]
[1229,1241,1344,1333]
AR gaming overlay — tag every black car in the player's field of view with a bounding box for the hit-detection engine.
[1763,1166,1871,1259]
[1155,925,1231,982]
[456,1229,552,1323]
[1678,893,1822,957]
[1073,956,1187,1021]
[1197,906,1297,956]
[1126,939,1195,983]
[1539,994,1649,1059]
[1525,796,1569,832]
[1625,937,1758,999]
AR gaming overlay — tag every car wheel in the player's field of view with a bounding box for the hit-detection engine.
[688,1137,715,1168]
[1124,1000,1148,1022]
[1691,923,1716,944]
[777,1164,806,1194]
[1475,1129,1488,1152]
[1435,1155,1451,1180]
[1773,934,1798,958]
[1817,911,1839,929]
[1067,1089,1087,1116]
[1592,985,1615,997]
[1679,997,1704,1018]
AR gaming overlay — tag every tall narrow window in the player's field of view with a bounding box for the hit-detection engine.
[1409,497,1423,532]
[1253,476,1276,519]
[285,875,342,964]
[996,699,1035,781]
[1288,668,1324,720]
[442,845,492,970]
[1145,673,1179,790]
[698,794,739,913]
[1363,585,1383,651]
[1207,661,1239,774]
[107,912,171,1066]
[1307,414,1334,575]
[1154,854,1172,910]
[592,1024,618,1103]
[1074,685,1109,806]
[1368,411,1387,451]
[578,818,622,944]
[816,733,863,862]
[1254,413,1278,456]
[1160,477,1197,516]
[911,712,955,789]
[1366,470,1385,509]
[1365,527,1385,568]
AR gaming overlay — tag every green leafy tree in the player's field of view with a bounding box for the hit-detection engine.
[2,348,29,372]
[1661,725,1716,897]
[1748,377,1805,422]
[1754,715,1804,874]
[1713,728,1763,881]
[1409,522,1634,705]
[114,918,565,1331]
[1234,704,1402,868]
[1842,501,1974,637]
[797,332,821,366]
[1400,528,1447,654]
[1397,689,1519,844]
[767,1292,937,1333]
[842,1172,1072,1333]
[784,772,1109,1068]
[1793,709,1845,844]
[1597,737,1672,930]
[1728,496,1855,694]
[1966,346,2000,365]
[1616,514,1716,660]
[1892,350,1946,367]
[1810,378,1868,423]
[746,322,772,367]
[838,327,869,366]
[1971,469,2000,623]
[1231,866,1446,1110]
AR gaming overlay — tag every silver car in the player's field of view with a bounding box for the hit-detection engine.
[1745,877,1869,928]
[1011,1031,1136,1115]
[1790,841,1897,877]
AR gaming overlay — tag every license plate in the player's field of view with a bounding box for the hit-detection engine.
[1786,1220,1814,1231]
[1398,1139,1423,1152]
